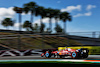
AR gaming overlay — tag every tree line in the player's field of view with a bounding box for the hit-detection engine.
[1,1,72,34]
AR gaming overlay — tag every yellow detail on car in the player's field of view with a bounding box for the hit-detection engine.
[58,47,66,51]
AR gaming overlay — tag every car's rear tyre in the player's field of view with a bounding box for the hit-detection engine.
[78,48,89,59]
[83,53,88,58]
[54,53,59,58]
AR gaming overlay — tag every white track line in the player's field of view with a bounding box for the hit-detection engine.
[61,59,84,62]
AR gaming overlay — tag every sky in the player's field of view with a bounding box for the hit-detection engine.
[0,0,100,33]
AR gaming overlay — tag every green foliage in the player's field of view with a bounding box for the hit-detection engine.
[60,12,72,33]
[55,24,63,33]
[40,23,45,33]
[60,12,72,22]
[23,2,38,14]
[44,28,51,33]
[33,23,40,33]
[13,1,72,33]
[13,7,23,13]
[23,21,31,28]
[45,8,55,18]
[1,18,14,29]
[35,6,46,18]
[23,21,32,31]
[23,2,38,23]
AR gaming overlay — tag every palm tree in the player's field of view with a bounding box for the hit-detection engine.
[55,24,63,33]
[23,21,31,31]
[13,6,23,31]
[35,6,47,33]
[33,23,40,33]
[53,9,60,27]
[46,8,55,33]
[40,23,45,33]
[2,18,14,29]
[60,12,72,34]
[23,2,38,23]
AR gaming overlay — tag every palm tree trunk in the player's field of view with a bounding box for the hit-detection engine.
[64,22,66,34]
[55,18,58,27]
[40,17,43,25]
[19,13,22,32]
[49,18,52,33]
[40,17,43,33]
[30,13,34,32]
[30,13,34,23]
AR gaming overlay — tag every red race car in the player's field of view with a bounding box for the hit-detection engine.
[41,48,89,59]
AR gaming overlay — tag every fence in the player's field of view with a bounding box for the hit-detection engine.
[68,31,100,38]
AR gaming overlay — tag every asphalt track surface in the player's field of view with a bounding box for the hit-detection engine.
[0,55,100,66]
[0,55,100,60]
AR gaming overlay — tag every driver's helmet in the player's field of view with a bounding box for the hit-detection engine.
[65,47,68,50]
[65,47,71,51]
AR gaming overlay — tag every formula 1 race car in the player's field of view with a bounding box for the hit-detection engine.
[41,48,89,59]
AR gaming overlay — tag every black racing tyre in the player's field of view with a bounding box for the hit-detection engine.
[45,52,51,58]
[54,53,59,58]
[79,48,89,59]
[59,55,63,58]
[83,53,88,58]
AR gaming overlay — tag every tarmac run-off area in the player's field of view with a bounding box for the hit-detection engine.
[0,55,100,63]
